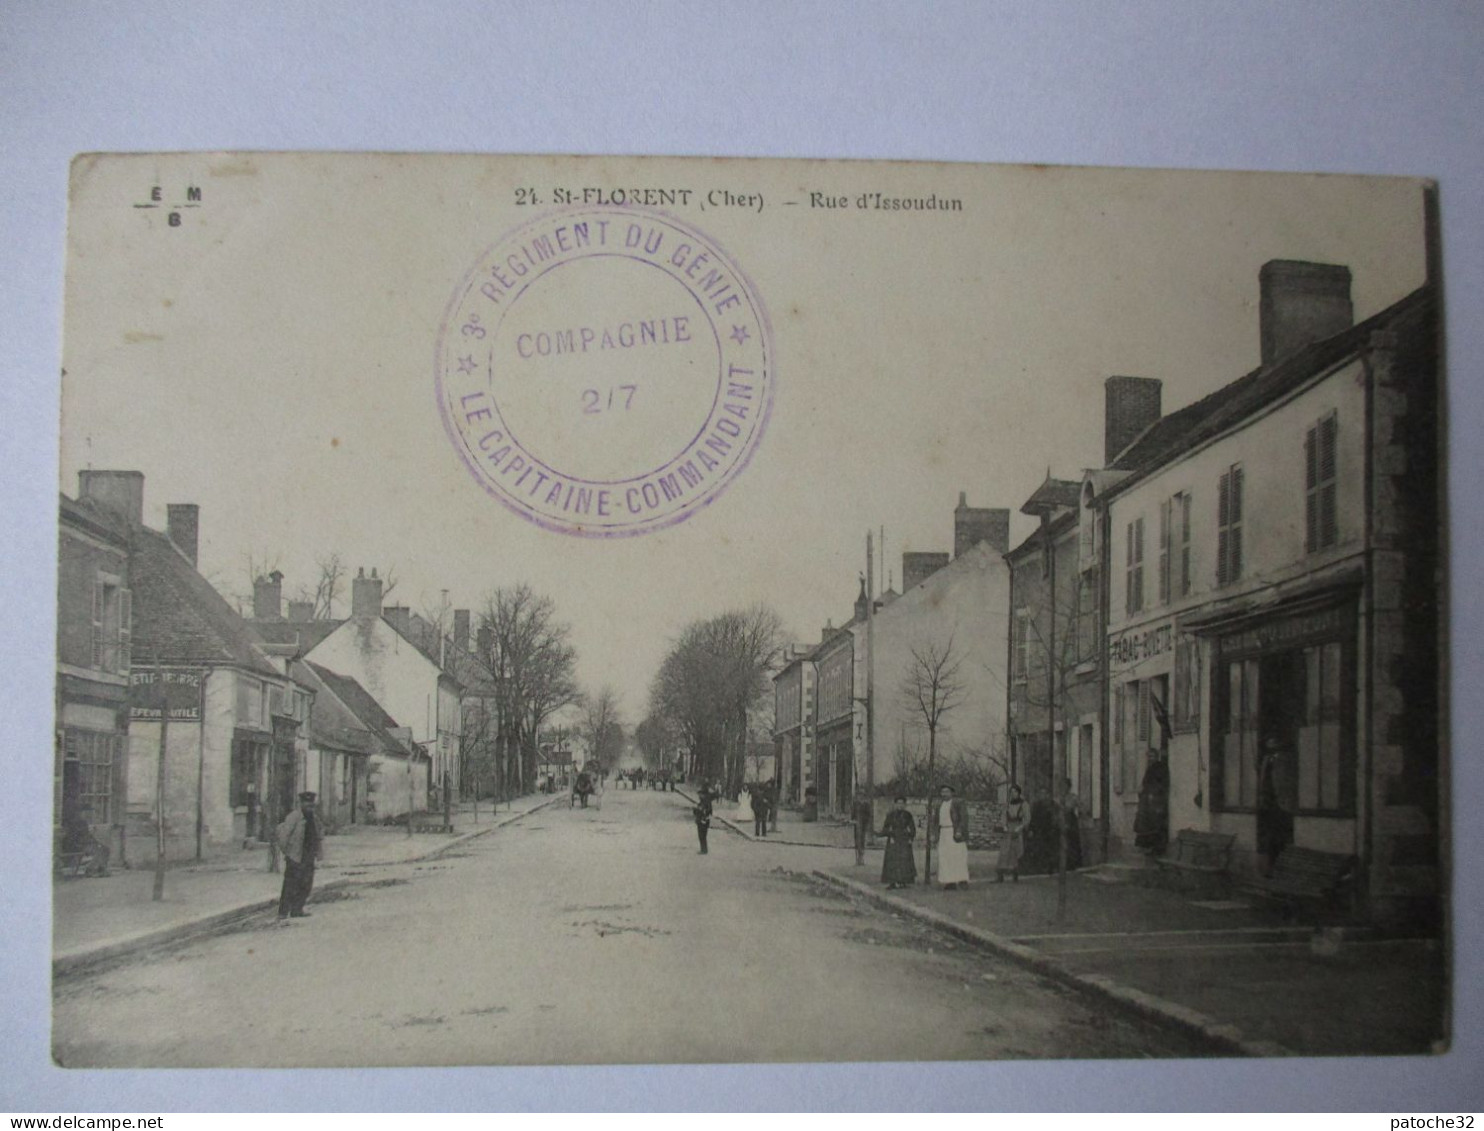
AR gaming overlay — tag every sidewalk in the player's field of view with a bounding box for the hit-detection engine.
[815,855,1447,1057]
[53,793,557,976]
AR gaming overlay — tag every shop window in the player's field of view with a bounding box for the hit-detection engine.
[1306,412,1339,553]
[62,729,121,825]
[1217,465,1244,586]
[1218,658,1260,809]
[1299,641,1346,811]
[1125,517,1145,614]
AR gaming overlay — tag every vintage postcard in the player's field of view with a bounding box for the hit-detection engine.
[53,153,1446,1067]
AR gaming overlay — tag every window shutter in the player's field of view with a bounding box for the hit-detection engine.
[1230,466,1243,581]
[1305,425,1319,553]
[91,581,104,668]
[118,588,132,673]
[1180,492,1192,596]
[1319,415,1338,548]
[1216,472,1230,586]
[1158,498,1171,604]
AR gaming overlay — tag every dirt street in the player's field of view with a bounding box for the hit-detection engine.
[53,789,1206,1066]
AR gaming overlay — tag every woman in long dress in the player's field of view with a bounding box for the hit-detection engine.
[879,796,917,889]
[996,783,1026,882]
[930,784,971,890]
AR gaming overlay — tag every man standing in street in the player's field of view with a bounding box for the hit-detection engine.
[750,785,768,838]
[693,784,714,854]
[277,791,323,920]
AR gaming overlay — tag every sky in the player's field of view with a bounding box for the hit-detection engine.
[58,154,1429,725]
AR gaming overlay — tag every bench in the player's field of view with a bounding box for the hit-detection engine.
[1155,829,1236,894]
[1242,846,1358,920]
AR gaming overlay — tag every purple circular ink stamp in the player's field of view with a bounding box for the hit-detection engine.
[436,206,774,537]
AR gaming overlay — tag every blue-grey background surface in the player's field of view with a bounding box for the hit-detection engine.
[2,0,1480,1112]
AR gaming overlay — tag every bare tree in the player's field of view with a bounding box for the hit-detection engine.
[579,685,625,776]
[310,552,347,620]
[901,634,965,883]
[475,584,580,798]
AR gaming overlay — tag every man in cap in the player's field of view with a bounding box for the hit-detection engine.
[276,791,324,920]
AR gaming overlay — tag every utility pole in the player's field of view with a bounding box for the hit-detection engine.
[1043,509,1067,922]
[152,656,168,902]
[865,530,875,799]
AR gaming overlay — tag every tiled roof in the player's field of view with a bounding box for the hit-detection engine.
[304,661,423,760]
[128,526,280,677]
[290,660,383,757]
[247,617,344,654]
[1020,476,1081,516]
[443,644,496,695]
[1106,284,1434,496]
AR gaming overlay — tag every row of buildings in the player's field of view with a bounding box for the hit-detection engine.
[773,253,1443,929]
[56,470,499,864]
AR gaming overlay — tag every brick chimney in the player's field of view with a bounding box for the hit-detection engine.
[902,551,950,591]
[453,609,471,653]
[287,600,315,623]
[351,567,383,618]
[166,503,199,566]
[476,622,493,657]
[384,604,412,638]
[1259,260,1353,367]
[954,492,1010,556]
[1104,376,1163,464]
[253,570,283,619]
[77,470,145,526]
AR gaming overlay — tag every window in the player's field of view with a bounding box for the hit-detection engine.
[1157,498,1172,605]
[1013,609,1030,684]
[1219,658,1261,809]
[1299,641,1346,811]
[90,577,131,675]
[62,729,123,825]
[1306,413,1338,553]
[1217,465,1244,586]
[1125,517,1145,613]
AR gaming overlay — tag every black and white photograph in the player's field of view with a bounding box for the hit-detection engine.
[5,2,1483,1116]
[49,153,1447,1068]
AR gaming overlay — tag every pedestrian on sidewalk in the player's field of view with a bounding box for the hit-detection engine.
[878,795,916,889]
[996,783,1025,882]
[750,785,768,838]
[693,786,714,854]
[850,789,874,866]
[1134,748,1170,856]
[927,784,970,890]
[276,791,323,920]
[1256,737,1294,877]
[1060,776,1083,871]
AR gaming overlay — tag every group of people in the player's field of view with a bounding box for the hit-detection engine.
[855,779,1088,890]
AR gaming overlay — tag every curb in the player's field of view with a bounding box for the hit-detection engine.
[811,869,1294,1059]
[53,797,559,980]
[672,788,856,849]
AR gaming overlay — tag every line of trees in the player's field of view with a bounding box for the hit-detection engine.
[646,604,782,799]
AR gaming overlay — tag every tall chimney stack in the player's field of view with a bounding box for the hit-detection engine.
[1104,376,1163,464]
[1259,260,1353,367]
[253,570,284,619]
[954,493,1011,556]
[453,609,471,653]
[902,551,950,591]
[166,503,199,567]
[351,567,383,618]
[77,470,145,527]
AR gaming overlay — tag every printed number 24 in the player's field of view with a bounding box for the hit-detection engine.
[583,386,637,414]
